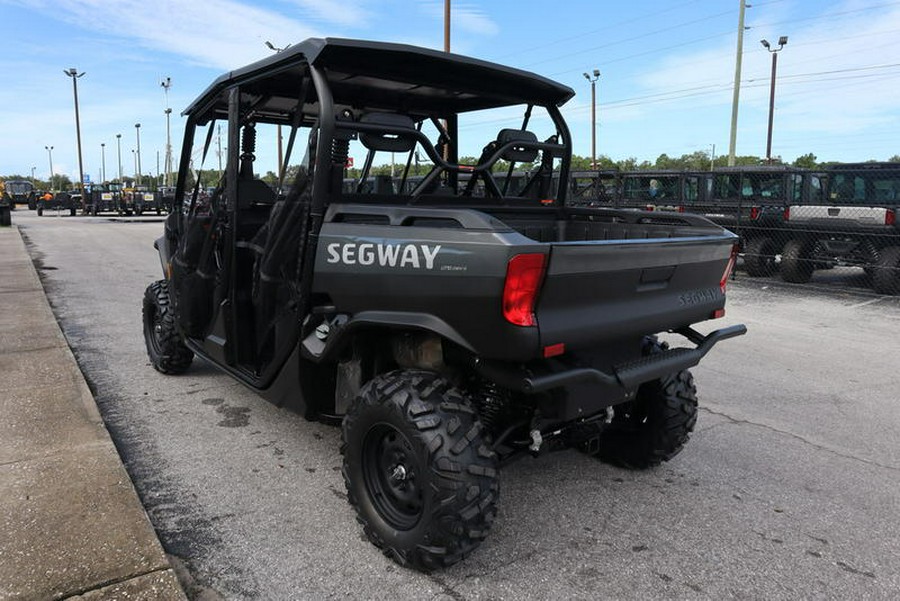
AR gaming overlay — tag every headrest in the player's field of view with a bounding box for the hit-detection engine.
[498,129,539,163]
[359,113,417,153]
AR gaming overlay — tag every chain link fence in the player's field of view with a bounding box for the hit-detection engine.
[568,164,900,294]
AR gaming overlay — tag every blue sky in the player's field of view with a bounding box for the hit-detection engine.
[2,0,899,183]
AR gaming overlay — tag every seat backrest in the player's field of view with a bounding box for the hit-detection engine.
[237,178,276,209]
[497,129,539,163]
[359,113,417,153]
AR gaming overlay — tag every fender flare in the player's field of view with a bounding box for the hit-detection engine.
[301,310,476,363]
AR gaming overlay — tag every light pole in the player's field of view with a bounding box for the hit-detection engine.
[45,145,54,190]
[132,149,137,183]
[101,143,106,183]
[134,123,142,185]
[161,76,173,186]
[116,134,122,182]
[264,43,289,180]
[31,166,36,185]
[761,36,788,163]
[64,68,87,201]
[583,69,600,169]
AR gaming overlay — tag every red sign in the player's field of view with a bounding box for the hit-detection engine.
[346,157,354,168]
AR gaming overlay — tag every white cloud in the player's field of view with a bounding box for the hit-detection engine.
[9,0,325,70]
[630,1,900,154]
[420,1,499,37]
[283,0,373,28]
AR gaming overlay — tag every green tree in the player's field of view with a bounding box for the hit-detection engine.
[792,153,818,169]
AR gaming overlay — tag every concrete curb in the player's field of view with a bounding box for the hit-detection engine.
[0,226,187,600]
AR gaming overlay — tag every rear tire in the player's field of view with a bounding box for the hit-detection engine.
[594,337,698,469]
[142,280,193,374]
[36,206,43,217]
[0,206,10,227]
[743,236,778,277]
[872,246,900,295]
[781,239,814,283]
[342,369,499,571]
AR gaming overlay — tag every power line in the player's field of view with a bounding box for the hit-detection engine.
[519,8,736,69]
[750,1,900,30]
[494,0,706,60]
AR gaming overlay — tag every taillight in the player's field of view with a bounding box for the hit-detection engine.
[503,253,547,327]
[783,207,791,221]
[750,206,761,220]
[678,205,686,213]
[886,209,896,226]
[720,244,738,294]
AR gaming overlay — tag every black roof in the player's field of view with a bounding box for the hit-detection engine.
[826,162,900,171]
[183,38,575,121]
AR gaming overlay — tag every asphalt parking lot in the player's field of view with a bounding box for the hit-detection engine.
[15,209,900,599]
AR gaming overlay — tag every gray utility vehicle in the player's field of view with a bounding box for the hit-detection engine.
[4,179,36,209]
[783,162,900,293]
[690,166,817,278]
[142,38,746,571]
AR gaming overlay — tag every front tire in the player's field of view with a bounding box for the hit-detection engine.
[781,239,814,283]
[142,280,193,374]
[594,337,698,469]
[873,246,900,294]
[342,370,499,571]
[0,206,10,227]
[743,236,778,277]
[36,206,43,217]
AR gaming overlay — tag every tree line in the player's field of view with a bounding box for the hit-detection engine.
[7,152,899,191]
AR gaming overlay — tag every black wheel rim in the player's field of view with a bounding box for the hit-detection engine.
[145,302,164,356]
[361,423,424,530]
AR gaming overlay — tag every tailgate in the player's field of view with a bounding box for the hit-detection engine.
[536,235,735,350]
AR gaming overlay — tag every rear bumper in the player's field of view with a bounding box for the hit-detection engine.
[476,324,746,393]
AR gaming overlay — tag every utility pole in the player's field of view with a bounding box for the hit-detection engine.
[761,36,788,163]
[64,68,87,200]
[444,0,451,52]
[101,143,106,182]
[727,0,747,167]
[583,70,600,169]
[264,42,289,181]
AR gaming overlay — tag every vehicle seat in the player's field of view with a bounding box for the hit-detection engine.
[238,178,276,209]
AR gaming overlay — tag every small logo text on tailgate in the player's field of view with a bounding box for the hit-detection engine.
[679,288,718,306]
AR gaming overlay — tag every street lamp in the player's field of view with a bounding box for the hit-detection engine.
[583,69,600,169]
[101,143,106,183]
[45,145,54,190]
[134,123,142,185]
[64,68,86,201]
[264,42,290,181]
[116,134,122,182]
[161,76,173,187]
[760,36,788,163]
